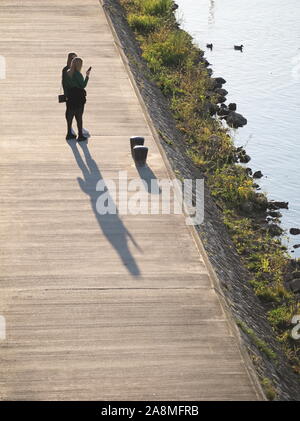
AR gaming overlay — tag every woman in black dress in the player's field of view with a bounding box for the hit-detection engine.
[65,57,91,141]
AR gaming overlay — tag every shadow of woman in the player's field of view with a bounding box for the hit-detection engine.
[67,140,142,277]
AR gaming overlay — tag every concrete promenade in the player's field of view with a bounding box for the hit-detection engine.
[0,0,261,400]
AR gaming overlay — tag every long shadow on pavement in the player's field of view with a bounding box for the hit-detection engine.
[68,140,142,277]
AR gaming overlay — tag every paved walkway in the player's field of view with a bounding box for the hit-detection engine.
[0,0,261,400]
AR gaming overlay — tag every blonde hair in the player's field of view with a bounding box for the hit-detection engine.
[67,52,77,67]
[68,57,83,77]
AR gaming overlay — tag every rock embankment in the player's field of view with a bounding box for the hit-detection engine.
[206,77,248,128]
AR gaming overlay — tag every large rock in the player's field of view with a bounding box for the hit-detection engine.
[224,111,247,128]
[253,170,263,179]
[267,223,283,237]
[214,77,226,85]
[217,95,227,104]
[268,210,282,218]
[268,201,289,210]
[290,228,300,235]
[217,105,230,116]
[215,88,228,96]
[211,77,226,89]
[239,154,251,163]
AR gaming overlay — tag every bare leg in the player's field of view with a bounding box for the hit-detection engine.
[75,105,84,138]
[66,104,75,136]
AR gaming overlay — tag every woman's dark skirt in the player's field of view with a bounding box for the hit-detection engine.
[67,87,86,110]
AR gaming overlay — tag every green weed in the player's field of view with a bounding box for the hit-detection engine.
[128,14,160,34]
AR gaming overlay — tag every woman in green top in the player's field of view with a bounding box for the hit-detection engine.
[65,57,91,141]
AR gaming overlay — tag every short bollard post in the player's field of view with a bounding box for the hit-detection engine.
[130,136,144,154]
[133,145,148,166]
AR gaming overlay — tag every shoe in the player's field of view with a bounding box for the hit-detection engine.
[77,135,88,142]
[66,133,77,140]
